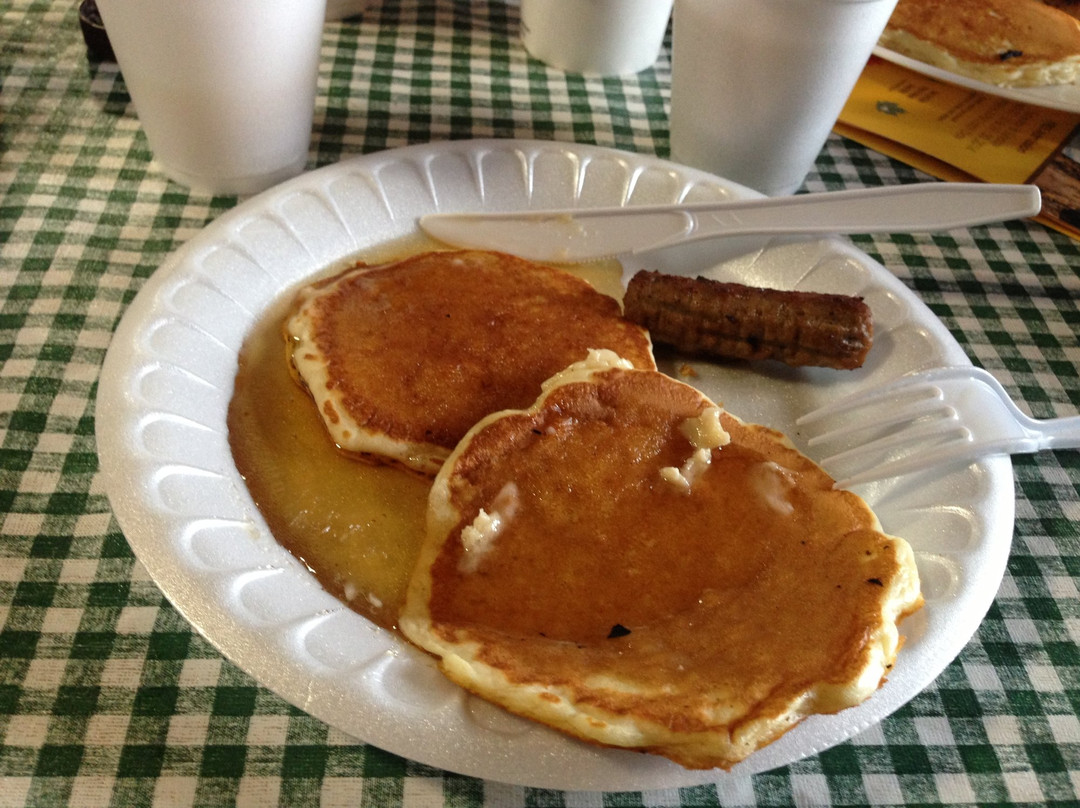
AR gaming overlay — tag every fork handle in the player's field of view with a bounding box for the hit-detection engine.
[1028,414,1080,452]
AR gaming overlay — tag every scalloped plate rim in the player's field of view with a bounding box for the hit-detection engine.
[95,139,1015,791]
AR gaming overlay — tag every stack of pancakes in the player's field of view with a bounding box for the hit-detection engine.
[880,0,1080,87]
[283,249,923,770]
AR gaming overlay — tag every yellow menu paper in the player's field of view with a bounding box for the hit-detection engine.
[836,57,1080,239]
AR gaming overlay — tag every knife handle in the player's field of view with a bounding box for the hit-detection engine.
[665,183,1041,248]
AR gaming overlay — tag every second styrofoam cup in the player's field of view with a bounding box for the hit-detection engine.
[670,0,898,196]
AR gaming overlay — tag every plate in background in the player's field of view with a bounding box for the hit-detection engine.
[875,45,1080,113]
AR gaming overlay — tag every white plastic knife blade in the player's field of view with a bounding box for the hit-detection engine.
[418,183,1041,263]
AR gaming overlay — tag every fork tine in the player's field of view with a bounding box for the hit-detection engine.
[818,417,970,470]
[804,396,953,447]
[832,438,985,488]
[796,377,941,426]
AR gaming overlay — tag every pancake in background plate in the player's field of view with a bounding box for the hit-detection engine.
[880,0,1080,86]
[283,250,655,476]
[1043,0,1080,22]
[400,350,923,770]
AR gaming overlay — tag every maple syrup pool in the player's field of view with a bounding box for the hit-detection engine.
[226,246,626,631]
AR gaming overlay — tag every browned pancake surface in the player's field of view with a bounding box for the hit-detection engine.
[402,357,922,769]
[882,0,1080,85]
[284,250,655,474]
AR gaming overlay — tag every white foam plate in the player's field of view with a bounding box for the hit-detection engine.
[874,45,1080,114]
[96,139,1014,791]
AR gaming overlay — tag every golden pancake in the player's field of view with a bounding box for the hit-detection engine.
[283,250,655,475]
[1043,0,1080,22]
[400,351,922,770]
[880,0,1080,86]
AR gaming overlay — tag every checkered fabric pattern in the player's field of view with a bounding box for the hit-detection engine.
[2,1,1079,805]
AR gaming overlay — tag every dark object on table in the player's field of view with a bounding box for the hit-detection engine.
[623,270,874,370]
[79,0,115,62]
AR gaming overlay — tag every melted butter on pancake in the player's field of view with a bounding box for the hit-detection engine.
[681,406,729,449]
[753,461,798,516]
[400,353,922,770]
[459,482,520,573]
[283,250,655,475]
[661,405,730,493]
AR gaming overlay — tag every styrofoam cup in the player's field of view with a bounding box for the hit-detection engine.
[95,0,326,196]
[670,0,898,196]
[521,0,674,75]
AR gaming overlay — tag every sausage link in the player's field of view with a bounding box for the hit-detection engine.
[623,270,873,369]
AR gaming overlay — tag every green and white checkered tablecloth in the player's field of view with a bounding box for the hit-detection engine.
[3,1,1079,805]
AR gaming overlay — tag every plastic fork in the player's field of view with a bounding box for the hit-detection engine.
[796,365,1080,487]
